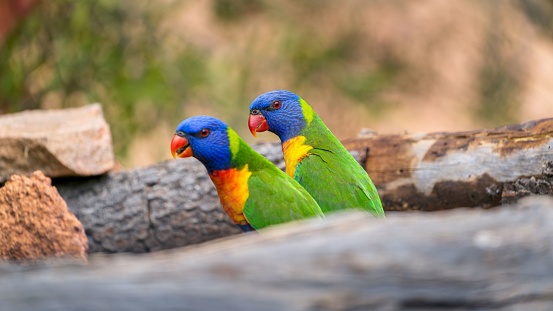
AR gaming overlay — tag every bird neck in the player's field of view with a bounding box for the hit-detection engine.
[209,166,252,226]
[199,156,231,174]
[230,135,274,172]
[300,115,343,150]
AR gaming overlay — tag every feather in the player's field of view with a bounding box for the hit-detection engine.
[249,90,384,217]
[173,115,324,232]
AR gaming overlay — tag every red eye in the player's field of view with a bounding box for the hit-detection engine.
[271,100,282,109]
[199,129,210,137]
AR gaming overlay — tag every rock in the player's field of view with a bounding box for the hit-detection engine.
[0,104,114,182]
[0,171,88,261]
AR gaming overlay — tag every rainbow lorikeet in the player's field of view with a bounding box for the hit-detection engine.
[248,90,384,217]
[170,115,324,232]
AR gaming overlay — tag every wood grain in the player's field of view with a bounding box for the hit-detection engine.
[344,118,553,210]
[1,196,552,311]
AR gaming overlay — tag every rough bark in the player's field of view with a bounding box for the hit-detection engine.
[53,118,553,253]
[343,118,553,211]
[54,159,242,253]
[0,104,114,182]
[1,196,552,311]
[53,143,287,253]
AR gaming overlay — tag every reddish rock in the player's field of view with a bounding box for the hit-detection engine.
[0,171,88,261]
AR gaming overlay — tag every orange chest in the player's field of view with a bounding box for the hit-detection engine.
[209,166,252,225]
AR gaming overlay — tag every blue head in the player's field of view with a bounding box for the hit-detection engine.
[248,90,310,142]
[170,116,232,173]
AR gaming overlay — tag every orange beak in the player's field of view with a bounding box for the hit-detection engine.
[171,134,193,159]
[248,114,269,137]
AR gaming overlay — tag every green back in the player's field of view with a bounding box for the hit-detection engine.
[295,113,385,217]
[229,133,324,229]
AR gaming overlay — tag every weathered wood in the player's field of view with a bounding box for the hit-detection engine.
[1,196,552,311]
[52,143,286,254]
[343,118,553,211]
[54,159,242,253]
[52,118,553,254]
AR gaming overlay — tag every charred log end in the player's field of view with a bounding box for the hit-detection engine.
[381,174,503,211]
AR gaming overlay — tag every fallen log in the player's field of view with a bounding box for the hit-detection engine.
[53,143,288,253]
[54,159,242,253]
[54,118,553,253]
[343,118,553,211]
[0,196,552,311]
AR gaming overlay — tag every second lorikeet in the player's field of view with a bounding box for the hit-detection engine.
[248,90,385,217]
[171,115,324,232]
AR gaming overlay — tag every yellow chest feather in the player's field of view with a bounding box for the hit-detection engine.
[282,136,313,178]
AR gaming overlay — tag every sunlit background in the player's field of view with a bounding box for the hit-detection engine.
[2,0,553,168]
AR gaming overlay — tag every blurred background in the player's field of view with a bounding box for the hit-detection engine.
[2,0,553,168]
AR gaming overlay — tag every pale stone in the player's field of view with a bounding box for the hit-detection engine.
[0,104,114,181]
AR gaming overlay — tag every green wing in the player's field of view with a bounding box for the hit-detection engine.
[243,165,324,230]
[295,147,384,217]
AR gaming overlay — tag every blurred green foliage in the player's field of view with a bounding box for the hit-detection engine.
[519,0,553,38]
[336,56,404,115]
[0,0,207,159]
[474,0,553,124]
[475,10,521,125]
[3,0,553,166]
[0,0,401,164]
[213,0,264,21]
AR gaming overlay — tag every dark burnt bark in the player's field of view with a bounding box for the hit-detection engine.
[343,118,553,211]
